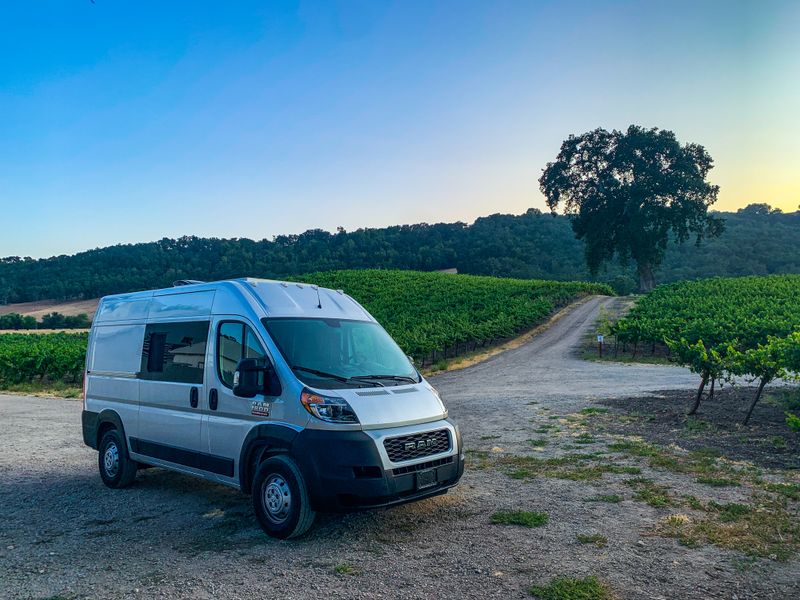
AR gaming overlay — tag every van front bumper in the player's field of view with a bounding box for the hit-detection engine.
[291,420,465,512]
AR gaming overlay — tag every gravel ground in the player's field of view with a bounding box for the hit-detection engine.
[1,296,798,600]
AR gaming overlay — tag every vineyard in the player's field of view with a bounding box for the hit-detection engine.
[0,270,611,388]
[0,332,88,387]
[302,270,611,363]
[612,275,800,425]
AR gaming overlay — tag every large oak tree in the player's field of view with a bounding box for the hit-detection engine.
[539,126,724,291]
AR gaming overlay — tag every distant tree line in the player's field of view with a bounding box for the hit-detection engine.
[0,312,91,330]
[0,205,798,303]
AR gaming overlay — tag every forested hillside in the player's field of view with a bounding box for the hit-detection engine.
[1,205,798,303]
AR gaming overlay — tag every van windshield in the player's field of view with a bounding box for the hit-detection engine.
[262,317,420,389]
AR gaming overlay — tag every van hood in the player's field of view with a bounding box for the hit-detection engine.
[333,384,447,429]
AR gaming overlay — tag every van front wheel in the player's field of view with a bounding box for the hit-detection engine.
[98,429,137,488]
[252,455,316,539]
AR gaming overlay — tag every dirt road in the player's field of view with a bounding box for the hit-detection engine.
[1,297,796,600]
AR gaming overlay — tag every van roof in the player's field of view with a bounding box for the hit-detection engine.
[94,278,374,324]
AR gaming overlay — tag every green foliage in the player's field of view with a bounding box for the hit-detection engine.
[0,270,607,386]
[0,313,38,330]
[530,576,614,600]
[540,125,723,291]
[490,509,549,528]
[614,275,800,422]
[0,311,91,330]
[1,208,799,303]
[0,333,87,385]
[300,270,610,362]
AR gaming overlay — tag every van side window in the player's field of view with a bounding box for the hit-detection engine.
[217,322,267,388]
[140,321,210,384]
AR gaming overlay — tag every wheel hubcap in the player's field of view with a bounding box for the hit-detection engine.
[262,474,291,524]
[103,442,120,477]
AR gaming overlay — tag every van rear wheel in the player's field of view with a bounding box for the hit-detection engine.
[252,455,315,539]
[98,429,137,489]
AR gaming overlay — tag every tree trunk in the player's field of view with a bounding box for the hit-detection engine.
[637,262,656,293]
[688,374,708,415]
[743,378,768,425]
[709,377,715,400]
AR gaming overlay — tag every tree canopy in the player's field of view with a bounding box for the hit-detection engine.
[539,126,724,291]
[0,205,798,303]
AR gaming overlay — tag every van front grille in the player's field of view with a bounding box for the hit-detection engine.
[392,456,454,476]
[383,429,450,463]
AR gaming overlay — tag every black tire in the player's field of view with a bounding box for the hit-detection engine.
[98,429,137,489]
[252,455,316,539]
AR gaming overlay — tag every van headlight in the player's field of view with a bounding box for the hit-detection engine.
[301,389,359,423]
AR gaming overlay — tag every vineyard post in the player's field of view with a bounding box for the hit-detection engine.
[597,334,604,358]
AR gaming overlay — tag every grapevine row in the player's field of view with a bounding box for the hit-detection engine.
[612,275,800,424]
[0,270,612,385]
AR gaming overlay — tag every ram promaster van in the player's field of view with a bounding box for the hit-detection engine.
[81,279,464,538]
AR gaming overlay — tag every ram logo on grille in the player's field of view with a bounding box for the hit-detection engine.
[405,439,435,452]
[384,429,451,462]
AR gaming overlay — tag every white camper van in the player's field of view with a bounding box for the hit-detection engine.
[82,279,464,538]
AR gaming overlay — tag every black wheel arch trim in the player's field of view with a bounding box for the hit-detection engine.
[82,409,128,451]
[239,423,301,494]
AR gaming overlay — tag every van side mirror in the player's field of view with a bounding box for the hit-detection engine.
[233,359,282,398]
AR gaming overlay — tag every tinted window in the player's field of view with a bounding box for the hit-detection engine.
[140,321,209,384]
[217,322,267,388]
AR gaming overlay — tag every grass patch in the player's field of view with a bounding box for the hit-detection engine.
[763,482,800,501]
[480,435,501,440]
[656,496,799,560]
[695,476,741,487]
[501,455,641,482]
[607,440,660,457]
[576,533,608,548]
[770,436,788,450]
[585,494,622,503]
[334,562,357,575]
[529,439,548,448]
[491,510,549,528]
[609,439,747,486]
[530,576,614,600]
[625,478,673,507]
[692,447,723,459]
[574,433,598,445]
[684,417,714,433]
[707,501,752,523]
[580,407,609,415]
[534,424,559,434]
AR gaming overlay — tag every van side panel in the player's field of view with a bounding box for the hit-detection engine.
[85,322,145,442]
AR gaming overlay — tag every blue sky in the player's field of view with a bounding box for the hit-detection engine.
[1,0,798,258]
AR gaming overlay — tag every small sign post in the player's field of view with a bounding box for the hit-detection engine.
[597,334,604,358]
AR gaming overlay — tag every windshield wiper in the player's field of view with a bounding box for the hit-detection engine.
[291,366,350,383]
[291,365,382,387]
[349,374,419,384]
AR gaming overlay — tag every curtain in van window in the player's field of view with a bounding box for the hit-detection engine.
[139,321,210,384]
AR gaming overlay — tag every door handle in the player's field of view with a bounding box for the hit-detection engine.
[190,387,199,408]
[209,388,218,411]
